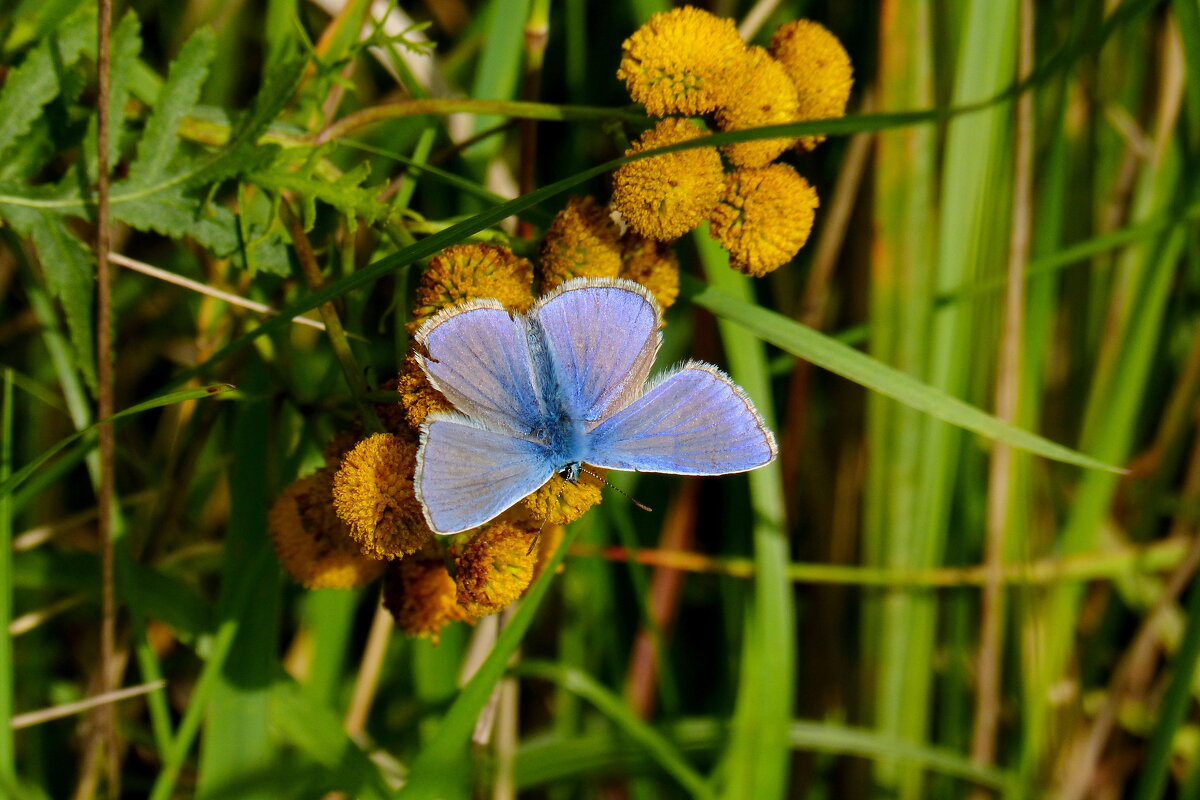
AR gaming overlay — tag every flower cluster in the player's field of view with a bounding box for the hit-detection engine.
[263,9,849,638]
[268,236,675,640]
[613,8,852,277]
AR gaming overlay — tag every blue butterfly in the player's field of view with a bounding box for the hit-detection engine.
[412,277,778,535]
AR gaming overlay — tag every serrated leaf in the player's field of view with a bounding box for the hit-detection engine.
[186,54,307,189]
[103,13,143,172]
[0,10,94,163]
[252,153,384,231]
[114,188,240,256]
[113,185,292,276]
[6,209,96,391]
[127,28,216,186]
[79,13,142,181]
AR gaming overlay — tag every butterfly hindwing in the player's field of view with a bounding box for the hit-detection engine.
[415,413,556,534]
[415,300,542,436]
[534,279,661,423]
[584,362,777,475]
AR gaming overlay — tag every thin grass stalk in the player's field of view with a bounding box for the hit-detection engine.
[868,1,936,788]
[698,239,792,800]
[1026,14,1187,780]
[93,0,119,792]
[279,199,380,430]
[1009,6,1084,789]
[344,600,393,738]
[625,479,699,718]
[147,545,276,800]
[875,3,1017,796]
[1131,565,1200,798]
[516,0,549,240]
[1057,432,1200,800]
[515,661,716,800]
[971,0,1034,775]
[0,370,15,788]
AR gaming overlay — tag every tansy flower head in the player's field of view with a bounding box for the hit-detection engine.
[397,352,452,430]
[332,433,433,559]
[519,468,606,526]
[709,164,819,277]
[619,231,680,311]
[268,470,386,590]
[409,244,534,332]
[617,6,747,116]
[770,20,853,151]
[612,118,724,242]
[716,47,801,168]
[538,196,623,291]
[383,556,469,642]
[454,522,539,617]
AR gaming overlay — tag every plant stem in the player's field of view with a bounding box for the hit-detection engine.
[94,0,119,794]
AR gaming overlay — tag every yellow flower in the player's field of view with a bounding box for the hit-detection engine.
[770,20,853,151]
[619,232,680,311]
[332,433,433,559]
[409,244,534,332]
[383,556,469,642]
[268,470,386,590]
[397,352,452,431]
[538,196,623,291]
[617,6,747,116]
[519,468,606,526]
[612,118,724,241]
[708,164,819,277]
[454,522,539,617]
[716,47,801,168]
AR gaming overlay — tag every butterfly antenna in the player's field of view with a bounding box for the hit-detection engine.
[526,490,559,556]
[579,466,653,513]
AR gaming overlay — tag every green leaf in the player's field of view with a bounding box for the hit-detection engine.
[188,53,308,189]
[682,275,1122,473]
[103,12,143,170]
[267,681,392,799]
[0,384,236,498]
[515,661,715,799]
[15,210,96,391]
[112,187,240,255]
[126,28,217,186]
[0,9,93,164]
[251,149,385,230]
[399,527,579,798]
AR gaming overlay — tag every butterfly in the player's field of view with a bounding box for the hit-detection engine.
[412,277,778,535]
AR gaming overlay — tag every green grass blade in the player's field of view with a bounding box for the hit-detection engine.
[0,384,235,498]
[1131,574,1200,800]
[397,523,579,798]
[683,275,1118,473]
[515,717,1014,791]
[515,661,715,800]
[196,366,282,799]
[696,236,793,800]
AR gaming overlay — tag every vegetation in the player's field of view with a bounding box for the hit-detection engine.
[0,0,1196,797]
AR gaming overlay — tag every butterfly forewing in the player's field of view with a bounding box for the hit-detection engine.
[584,363,777,475]
[416,301,542,436]
[534,279,661,423]
[415,414,556,534]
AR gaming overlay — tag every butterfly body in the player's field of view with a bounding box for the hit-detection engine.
[413,278,777,535]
